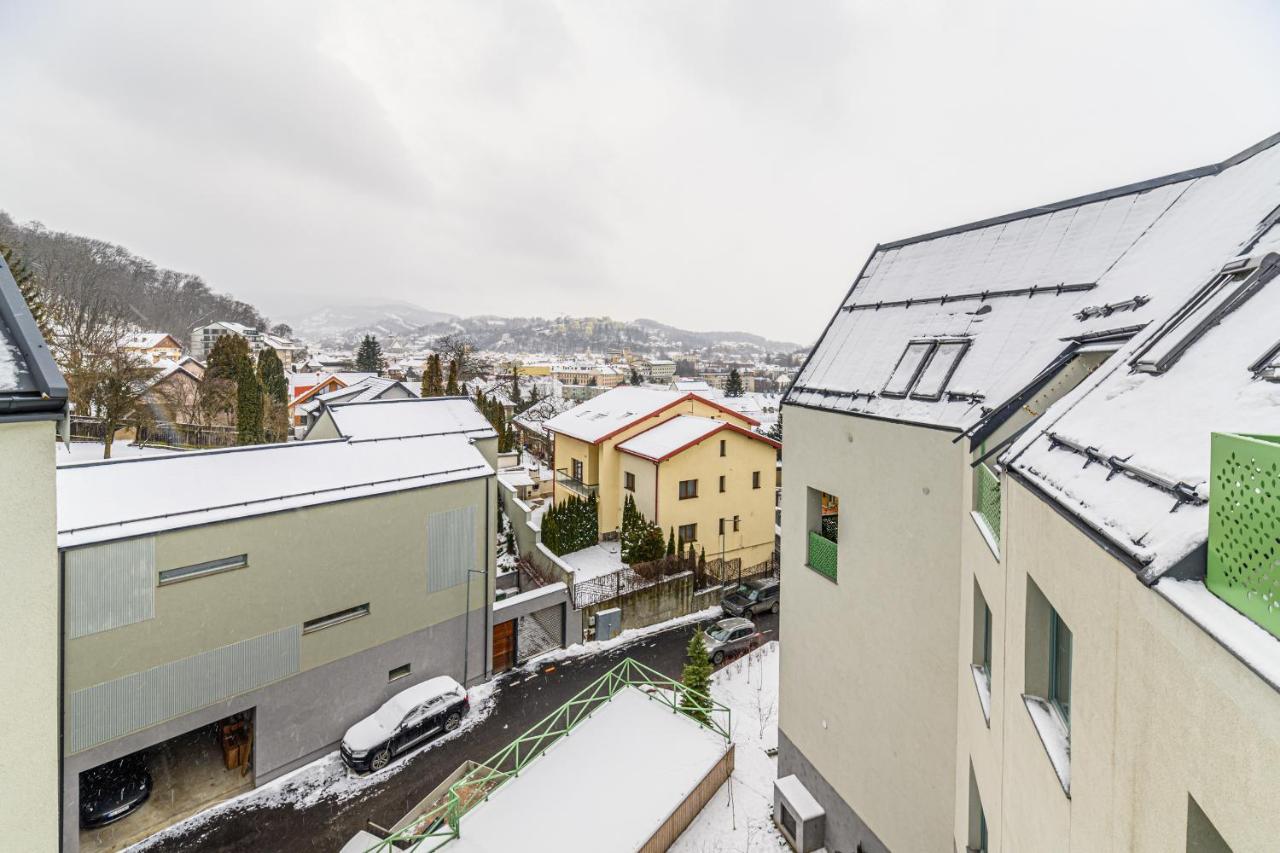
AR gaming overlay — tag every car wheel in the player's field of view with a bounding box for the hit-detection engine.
[712,651,725,665]
[444,711,462,732]
[770,600,779,614]
[370,748,391,771]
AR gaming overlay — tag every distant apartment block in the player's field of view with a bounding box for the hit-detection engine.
[777,131,1280,853]
[191,321,302,364]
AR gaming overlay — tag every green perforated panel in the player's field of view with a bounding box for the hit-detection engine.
[1208,432,1280,639]
[807,531,838,582]
[975,463,1002,547]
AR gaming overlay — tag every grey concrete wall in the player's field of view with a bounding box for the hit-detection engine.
[582,572,696,633]
[778,728,889,853]
[61,609,481,852]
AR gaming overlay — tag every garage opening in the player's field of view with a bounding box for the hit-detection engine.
[79,711,255,853]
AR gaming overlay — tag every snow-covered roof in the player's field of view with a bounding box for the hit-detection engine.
[791,130,1280,579]
[0,258,66,418]
[543,386,756,444]
[511,395,577,437]
[441,686,726,853]
[672,379,712,391]
[617,414,777,462]
[298,376,414,415]
[119,331,178,350]
[323,396,497,442]
[56,435,492,548]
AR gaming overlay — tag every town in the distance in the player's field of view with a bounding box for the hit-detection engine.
[4,114,1280,853]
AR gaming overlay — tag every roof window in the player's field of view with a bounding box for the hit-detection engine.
[1250,340,1280,381]
[882,338,971,399]
[1132,257,1275,374]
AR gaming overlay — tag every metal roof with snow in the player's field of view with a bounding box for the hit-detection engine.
[322,396,497,441]
[56,434,492,548]
[617,414,779,462]
[543,386,757,444]
[0,255,66,421]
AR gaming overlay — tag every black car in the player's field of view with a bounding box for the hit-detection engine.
[721,577,780,618]
[341,676,470,773]
[80,756,152,829]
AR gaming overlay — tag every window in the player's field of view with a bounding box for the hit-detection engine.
[883,340,935,396]
[972,580,993,721]
[719,518,726,536]
[388,663,412,682]
[624,471,636,492]
[678,523,697,543]
[679,479,698,499]
[303,603,370,634]
[1249,339,1280,381]
[1049,609,1072,728]
[719,475,726,493]
[911,340,971,400]
[752,471,761,489]
[1133,262,1267,373]
[571,458,584,482]
[968,767,988,853]
[158,554,248,586]
[806,487,838,581]
[1186,795,1232,853]
[720,439,727,457]
[733,515,740,532]
[973,461,1002,552]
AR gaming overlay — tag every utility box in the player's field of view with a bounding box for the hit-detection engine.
[774,774,825,852]
[595,607,622,642]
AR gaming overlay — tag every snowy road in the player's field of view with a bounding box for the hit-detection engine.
[132,609,779,852]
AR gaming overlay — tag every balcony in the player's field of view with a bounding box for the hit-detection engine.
[1207,432,1280,639]
[807,531,838,582]
[974,462,1002,548]
[556,469,598,499]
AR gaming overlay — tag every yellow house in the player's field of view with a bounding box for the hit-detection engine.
[545,387,779,567]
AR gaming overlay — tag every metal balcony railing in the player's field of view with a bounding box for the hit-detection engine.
[555,469,598,498]
[1208,432,1280,639]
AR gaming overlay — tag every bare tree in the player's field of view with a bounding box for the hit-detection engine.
[65,334,159,458]
[433,332,482,381]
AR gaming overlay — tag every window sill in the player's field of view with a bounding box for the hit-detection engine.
[970,664,991,724]
[970,511,1001,561]
[1022,695,1071,796]
[804,563,839,584]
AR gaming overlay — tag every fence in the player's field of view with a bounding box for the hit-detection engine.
[71,415,237,449]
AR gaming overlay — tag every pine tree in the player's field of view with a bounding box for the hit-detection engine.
[236,353,264,445]
[667,528,676,557]
[725,368,745,397]
[511,364,522,403]
[629,366,642,386]
[206,334,251,383]
[767,409,783,442]
[686,540,696,569]
[680,630,714,723]
[421,354,444,397]
[0,244,51,341]
[355,334,385,374]
[256,348,287,404]
[445,359,460,395]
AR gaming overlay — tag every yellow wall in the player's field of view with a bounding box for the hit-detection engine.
[0,421,60,850]
[649,427,775,567]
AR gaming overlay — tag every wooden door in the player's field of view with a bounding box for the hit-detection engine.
[492,620,515,672]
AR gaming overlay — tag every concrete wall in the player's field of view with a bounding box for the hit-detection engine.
[964,478,1280,853]
[778,403,963,853]
[0,421,59,850]
[581,572,697,633]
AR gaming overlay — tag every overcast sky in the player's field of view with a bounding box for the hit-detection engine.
[2,1,1279,344]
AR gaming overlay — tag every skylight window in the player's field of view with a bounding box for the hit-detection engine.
[883,338,970,399]
[911,340,971,400]
[1250,340,1280,381]
[1133,261,1271,374]
[882,341,936,397]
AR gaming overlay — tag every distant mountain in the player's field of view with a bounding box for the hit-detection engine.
[631,318,800,353]
[289,301,456,346]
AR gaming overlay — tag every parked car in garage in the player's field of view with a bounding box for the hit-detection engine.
[702,616,760,665]
[341,676,470,773]
[80,755,152,829]
[720,577,780,618]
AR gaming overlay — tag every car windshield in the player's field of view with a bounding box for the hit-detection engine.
[732,585,754,599]
[707,625,734,642]
[373,698,408,731]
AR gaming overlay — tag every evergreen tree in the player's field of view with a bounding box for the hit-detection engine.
[667,528,676,557]
[355,334,385,374]
[445,359,460,395]
[206,333,251,383]
[725,368,745,397]
[235,353,264,445]
[686,540,696,569]
[766,409,783,443]
[511,364,522,403]
[638,525,666,563]
[698,547,707,576]
[680,630,714,723]
[421,354,444,397]
[256,348,287,404]
[629,366,642,386]
[0,243,51,341]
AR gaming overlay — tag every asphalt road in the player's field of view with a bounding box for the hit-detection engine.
[142,609,779,852]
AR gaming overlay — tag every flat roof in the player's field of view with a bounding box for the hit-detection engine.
[443,686,727,853]
[57,435,492,548]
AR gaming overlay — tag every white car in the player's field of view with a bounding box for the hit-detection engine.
[340,675,469,772]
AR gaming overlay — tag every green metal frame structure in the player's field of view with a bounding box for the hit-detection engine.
[366,656,732,852]
[1208,432,1280,639]
[975,462,1002,547]
[807,531,838,581]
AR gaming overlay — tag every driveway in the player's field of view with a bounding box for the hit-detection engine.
[137,610,779,852]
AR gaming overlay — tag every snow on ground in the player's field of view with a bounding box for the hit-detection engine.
[126,680,499,852]
[523,605,722,670]
[56,441,182,466]
[672,642,787,853]
[558,540,625,582]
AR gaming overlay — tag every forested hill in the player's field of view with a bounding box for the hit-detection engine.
[0,211,272,350]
